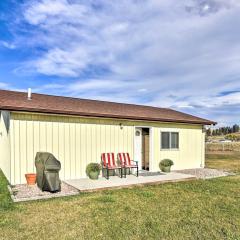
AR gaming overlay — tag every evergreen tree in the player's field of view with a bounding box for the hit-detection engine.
[233,124,239,133]
[210,124,239,136]
[206,128,211,136]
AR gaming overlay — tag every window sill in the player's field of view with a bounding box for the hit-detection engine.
[160,148,179,151]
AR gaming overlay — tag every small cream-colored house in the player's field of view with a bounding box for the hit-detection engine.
[0,89,216,184]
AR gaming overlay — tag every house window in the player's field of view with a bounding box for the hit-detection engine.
[161,132,179,149]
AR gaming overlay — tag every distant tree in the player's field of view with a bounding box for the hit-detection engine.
[211,124,239,136]
[206,128,211,136]
[233,124,239,133]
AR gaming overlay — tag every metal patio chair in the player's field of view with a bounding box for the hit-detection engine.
[101,153,123,179]
[117,153,138,177]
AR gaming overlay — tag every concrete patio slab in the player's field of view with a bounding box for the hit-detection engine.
[65,172,196,192]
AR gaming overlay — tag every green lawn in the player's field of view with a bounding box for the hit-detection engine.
[0,168,240,240]
[1,152,240,240]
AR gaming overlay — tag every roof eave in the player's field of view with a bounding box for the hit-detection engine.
[0,105,217,125]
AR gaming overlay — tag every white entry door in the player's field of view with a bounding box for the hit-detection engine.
[134,128,142,170]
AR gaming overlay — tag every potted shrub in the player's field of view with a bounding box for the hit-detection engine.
[86,163,101,180]
[159,159,174,172]
[25,173,37,185]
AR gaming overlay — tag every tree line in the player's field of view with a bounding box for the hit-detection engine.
[206,124,239,136]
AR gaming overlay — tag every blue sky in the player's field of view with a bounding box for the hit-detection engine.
[0,0,240,126]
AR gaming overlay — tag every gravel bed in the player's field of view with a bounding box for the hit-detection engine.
[9,182,79,202]
[175,168,234,179]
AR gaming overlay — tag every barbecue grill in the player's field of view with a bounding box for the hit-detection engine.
[35,152,61,192]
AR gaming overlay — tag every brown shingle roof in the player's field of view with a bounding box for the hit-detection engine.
[0,89,216,125]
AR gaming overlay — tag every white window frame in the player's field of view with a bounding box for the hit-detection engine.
[160,131,179,150]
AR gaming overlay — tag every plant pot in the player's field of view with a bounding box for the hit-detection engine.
[89,171,99,180]
[160,166,171,173]
[25,173,37,185]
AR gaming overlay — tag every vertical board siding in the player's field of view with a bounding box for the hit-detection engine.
[75,123,81,178]
[10,112,204,184]
[58,122,65,179]
[10,113,135,184]
[19,120,27,180]
[15,120,21,183]
[151,125,204,171]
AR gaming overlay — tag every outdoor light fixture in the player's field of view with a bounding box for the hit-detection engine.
[119,123,123,129]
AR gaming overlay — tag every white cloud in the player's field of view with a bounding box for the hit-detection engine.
[24,0,88,25]
[8,0,240,125]
[0,41,16,49]
[0,82,9,89]
[33,48,90,77]
[44,79,128,92]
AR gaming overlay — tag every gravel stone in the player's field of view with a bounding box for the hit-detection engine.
[10,182,79,202]
[175,168,234,179]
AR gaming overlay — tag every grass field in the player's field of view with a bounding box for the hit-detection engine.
[0,152,239,240]
[206,151,240,173]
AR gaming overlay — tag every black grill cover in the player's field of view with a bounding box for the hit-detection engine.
[35,152,61,192]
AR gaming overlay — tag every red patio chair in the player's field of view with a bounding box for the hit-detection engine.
[101,153,123,179]
[117,153,138,177]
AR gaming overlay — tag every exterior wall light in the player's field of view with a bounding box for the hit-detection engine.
[119,123,123,130]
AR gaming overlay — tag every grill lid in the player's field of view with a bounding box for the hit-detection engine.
[35,152,61,171]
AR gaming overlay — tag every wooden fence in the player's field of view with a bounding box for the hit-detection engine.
[206,142,240,152]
